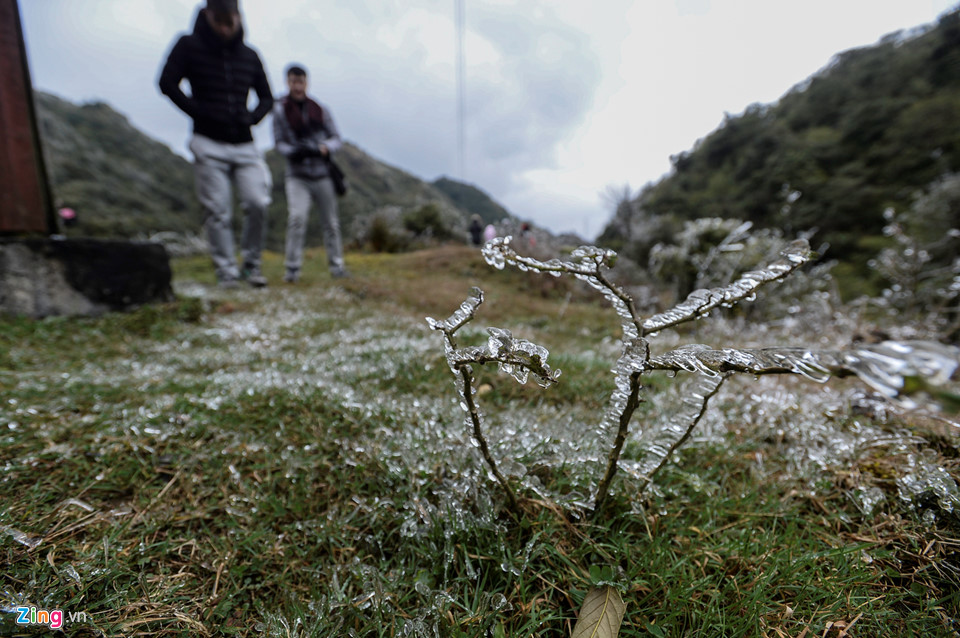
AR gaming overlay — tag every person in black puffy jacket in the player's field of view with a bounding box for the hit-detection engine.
[159,0,274,288]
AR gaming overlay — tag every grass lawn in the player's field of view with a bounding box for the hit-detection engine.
[1,245,958,636]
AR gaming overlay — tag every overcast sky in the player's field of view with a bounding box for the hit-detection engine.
[19,0,957,238]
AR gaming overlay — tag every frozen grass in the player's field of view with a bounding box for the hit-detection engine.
[1,245,958,636]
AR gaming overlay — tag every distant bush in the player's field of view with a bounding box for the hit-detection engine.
[403,203,455,241]
[366,212,409,253]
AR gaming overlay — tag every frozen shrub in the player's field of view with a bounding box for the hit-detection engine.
[429,234,959,518]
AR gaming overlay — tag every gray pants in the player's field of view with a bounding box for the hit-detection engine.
[284,175,344,273]
[189,134,271,281]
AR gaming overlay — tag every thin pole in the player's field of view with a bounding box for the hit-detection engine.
[455,0,465,179]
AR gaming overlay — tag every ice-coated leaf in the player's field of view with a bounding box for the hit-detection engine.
[643,239,813,334]
[570,586,626,638]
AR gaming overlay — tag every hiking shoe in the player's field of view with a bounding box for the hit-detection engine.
[218,277,239,290]
[331,267,350,279]
[240,267,268,288]
[283,268,300,283]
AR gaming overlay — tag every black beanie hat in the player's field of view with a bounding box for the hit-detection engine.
[207,0,239,13]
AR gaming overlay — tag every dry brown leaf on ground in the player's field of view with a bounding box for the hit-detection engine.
[570,585,625,638]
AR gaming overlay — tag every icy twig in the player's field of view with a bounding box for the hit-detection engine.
[593,369,643,514]
[435,235,959,522]
[428,288,561,515]
[642,239,814,335]
[483,237,644,338]
[424,287,485,336]
[484,237,658,513]
[480,238,813,512]
[635,373,727,494]
[647,341,959,409]
[457,365,520,514]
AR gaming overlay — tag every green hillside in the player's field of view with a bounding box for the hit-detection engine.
[34,91,510,250]
[35,92,196,238]
[431,176,513,225]
[599,8,960,273]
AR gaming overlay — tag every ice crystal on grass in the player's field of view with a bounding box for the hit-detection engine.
[0,525,42,549]
[897,450,960,516]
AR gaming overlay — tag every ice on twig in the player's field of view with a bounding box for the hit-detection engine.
[634,373,726,488]
[648,340,959,408]
[433,233,957,511]
[426,287,484,335]
[643,239,813,334]
[1,525,42,549]
[443,329,560,388]
[599,336,649,442]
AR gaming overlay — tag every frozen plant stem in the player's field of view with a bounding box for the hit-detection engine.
[592,371,642,515]
[635,373,727,495]
[461,239,806,509]
[458,366,520,514]
[486,239,813,508]
[427,288,548,517]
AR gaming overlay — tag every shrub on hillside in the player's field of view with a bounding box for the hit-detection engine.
[648,218,838,321]
[868,174,960,340]
[403,203,454,241]
[366,211,410,253]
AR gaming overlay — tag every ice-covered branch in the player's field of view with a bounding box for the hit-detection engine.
[482,237,657,512]
[432,234,956,520]
[426,286,484,340]
[647,341,959,409]
[456,365,520,514]
[483,237,644,339]
[642,239,814,335]
[427,288,521,513]
[482,236,613,278]
[634,373,727,493]
[592,367,644,514]
[428,293,562,515]
[447,328,560,387]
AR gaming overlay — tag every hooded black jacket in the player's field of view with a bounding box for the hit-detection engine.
[159,11,273,144]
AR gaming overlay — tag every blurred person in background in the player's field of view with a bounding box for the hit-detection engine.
[273,64,347,282]
[159,0,273,288]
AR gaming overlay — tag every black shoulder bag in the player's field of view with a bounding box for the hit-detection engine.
[325,156,348,197]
